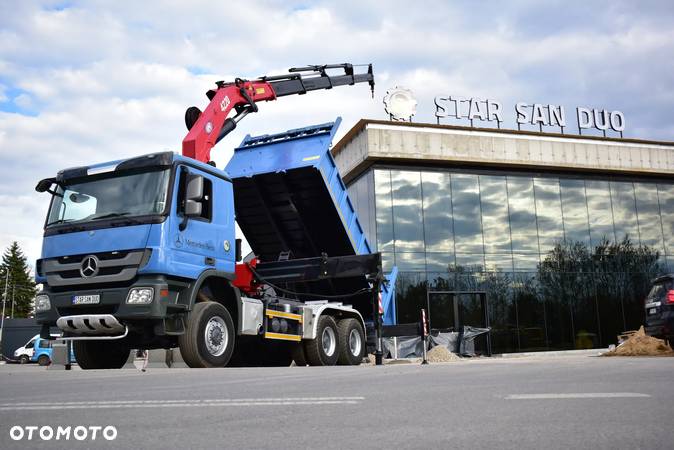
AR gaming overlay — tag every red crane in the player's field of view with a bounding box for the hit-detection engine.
[182,63,374,164]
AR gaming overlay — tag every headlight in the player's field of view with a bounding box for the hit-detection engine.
[126,287,154,304]
[35,295,51,311]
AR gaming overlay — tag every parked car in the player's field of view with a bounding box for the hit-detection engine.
[13,335,36,364]
[644,274,674,344]
[13,334,74,366]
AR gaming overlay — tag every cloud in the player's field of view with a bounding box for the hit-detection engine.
[1,0,673,264]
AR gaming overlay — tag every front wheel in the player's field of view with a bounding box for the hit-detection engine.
[179,302,235,368]
[19,355,29,364]
[73,340,130,369]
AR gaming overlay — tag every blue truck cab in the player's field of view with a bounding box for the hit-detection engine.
[34,120,390,369]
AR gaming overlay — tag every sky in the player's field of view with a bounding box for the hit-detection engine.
[1,0,673,266]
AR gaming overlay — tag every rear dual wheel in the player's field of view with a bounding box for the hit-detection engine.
[304,316,340,366]
[337,318,365,366]
[302,316,364,366]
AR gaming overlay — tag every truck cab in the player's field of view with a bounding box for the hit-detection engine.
[35,152,240,367]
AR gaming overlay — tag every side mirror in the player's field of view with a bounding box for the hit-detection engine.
[35,178,56,193]
[69,193,92,204]
[184,199,203,217]
[185,174,204,202]
[179,173,204,230]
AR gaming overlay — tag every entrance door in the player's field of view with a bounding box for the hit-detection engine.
[427,292,457,330]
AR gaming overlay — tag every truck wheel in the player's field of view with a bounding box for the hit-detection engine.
[37,354,50,366]
[179,302,235,368]
[291,343,308,366]
[19,355,29,364]
[337,318,365,365]
[304,315,339,366]
[73,340,130,369]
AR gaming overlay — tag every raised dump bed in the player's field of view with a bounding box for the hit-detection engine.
[226,118,397,324]
[225,118,372,262]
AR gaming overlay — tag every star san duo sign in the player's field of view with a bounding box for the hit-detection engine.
[433,96,626,137]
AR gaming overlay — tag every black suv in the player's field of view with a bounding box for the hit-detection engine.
[644,274,674,344]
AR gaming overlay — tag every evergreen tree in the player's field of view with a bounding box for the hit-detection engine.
[0,242,37,318]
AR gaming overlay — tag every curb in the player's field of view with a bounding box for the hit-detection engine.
[492,348,609,358]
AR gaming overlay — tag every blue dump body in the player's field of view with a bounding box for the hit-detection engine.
[226,118,372,261]
[226,118,397,324]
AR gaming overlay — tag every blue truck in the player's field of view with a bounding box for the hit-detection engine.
[33,64,395,369]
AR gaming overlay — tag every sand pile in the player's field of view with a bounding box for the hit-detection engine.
[426,345,461,363]
[603,327,673,357]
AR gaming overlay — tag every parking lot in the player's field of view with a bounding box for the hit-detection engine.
[1,354,672,449]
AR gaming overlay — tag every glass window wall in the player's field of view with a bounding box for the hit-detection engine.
[364,167,672,354]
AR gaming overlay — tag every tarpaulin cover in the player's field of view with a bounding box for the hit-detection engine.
[430,327,490,356]
[382,336,423,359]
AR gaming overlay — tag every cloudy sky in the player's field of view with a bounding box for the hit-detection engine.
[1,0,673,266]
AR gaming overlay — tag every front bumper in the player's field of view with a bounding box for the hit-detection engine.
[35,275,178,326]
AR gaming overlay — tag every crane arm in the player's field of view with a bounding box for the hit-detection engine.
[182,63,374,163]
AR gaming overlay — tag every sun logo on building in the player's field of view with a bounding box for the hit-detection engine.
[383,87,417,122]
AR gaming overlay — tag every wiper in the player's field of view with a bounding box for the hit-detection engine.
[109,217,144,227]
[90,212,132,221]
[47,218,76,226]
[57,225,86,234]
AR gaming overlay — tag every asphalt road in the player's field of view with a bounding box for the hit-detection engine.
[0,355,672,449]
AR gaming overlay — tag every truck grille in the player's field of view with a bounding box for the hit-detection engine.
[41,250,148,287]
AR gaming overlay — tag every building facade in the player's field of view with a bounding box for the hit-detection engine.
[333,120,674,354]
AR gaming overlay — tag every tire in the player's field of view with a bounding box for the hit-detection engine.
[304,315,339,366]
[291,343,308,366]
[179,302,235,368]
[73,340,131,370]
[37,354,51,366]
[337,318,365,366]
[19,355,29,364]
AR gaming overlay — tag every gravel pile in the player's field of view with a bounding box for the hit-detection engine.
[426,345,461,362]
[603,327,673,357]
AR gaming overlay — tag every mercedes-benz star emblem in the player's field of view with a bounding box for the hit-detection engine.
[80,255,100,278]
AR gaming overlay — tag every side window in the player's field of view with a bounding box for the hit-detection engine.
[25,340,35,349]
[39,340,51,349]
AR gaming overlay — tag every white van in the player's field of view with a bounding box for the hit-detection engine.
[13,334,38,364]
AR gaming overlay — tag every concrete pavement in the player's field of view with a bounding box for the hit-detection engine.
[1,355,672,449]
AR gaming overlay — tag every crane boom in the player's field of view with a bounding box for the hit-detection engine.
[181,63,374,164]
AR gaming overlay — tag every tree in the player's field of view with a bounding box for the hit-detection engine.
[0,242,37,318]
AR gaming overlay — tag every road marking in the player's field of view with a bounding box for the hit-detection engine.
[0,396,365,411]
[505,393,651,400]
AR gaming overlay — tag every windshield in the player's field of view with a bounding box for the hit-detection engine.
[46,169,171,227]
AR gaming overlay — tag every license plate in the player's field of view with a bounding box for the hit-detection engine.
[72,295,100,305]
[649,308,657,315]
